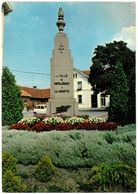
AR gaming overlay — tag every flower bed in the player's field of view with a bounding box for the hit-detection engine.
[65,117,85,125]
[10,123,30,131]
[18,117,40,127]
[43,116,64,125]
[9,116,117,132]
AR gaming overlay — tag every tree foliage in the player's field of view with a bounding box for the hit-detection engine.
[2,67,23,125]
[89,41,135,123]
[108,63,128,124]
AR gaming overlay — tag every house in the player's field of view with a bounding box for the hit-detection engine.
[20,68,110,110]
[73,68,110,109]
[20,86,50,110]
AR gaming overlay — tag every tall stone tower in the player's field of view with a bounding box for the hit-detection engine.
[47,7,78,116]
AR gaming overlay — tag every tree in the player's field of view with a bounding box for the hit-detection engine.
[2,67,23,125]
[89,41,135,123]
[108,63,128,125]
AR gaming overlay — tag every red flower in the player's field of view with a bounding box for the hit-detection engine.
[31,122,54,132]
[55,123,74,131]
[9,123,30,130]
[97,122,117,131]
[76,122,97,130]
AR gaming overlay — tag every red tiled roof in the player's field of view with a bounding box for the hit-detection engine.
[82,70,90,76]
[21,90,32,97]
[20,69,90,98]
[20,86,50,99]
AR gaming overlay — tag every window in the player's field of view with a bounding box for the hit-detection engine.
[73,73,77,78]
[101,94,106,106]
[77,81,82,91]
[78,95,82,104]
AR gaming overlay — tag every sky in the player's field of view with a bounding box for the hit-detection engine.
[3,1,136,88]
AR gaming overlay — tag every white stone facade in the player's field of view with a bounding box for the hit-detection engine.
[73,68,110,109]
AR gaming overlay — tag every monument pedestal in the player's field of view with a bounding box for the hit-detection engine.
[47,98,78,116]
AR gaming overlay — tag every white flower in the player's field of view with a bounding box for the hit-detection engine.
[18,117,40,125]
[65,117,85,124]
[43,116,64,124]
[88,117,106,123]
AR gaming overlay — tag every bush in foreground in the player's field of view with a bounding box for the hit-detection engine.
[2,152,17,174]
[34,155,56,182]
[91,163,136,191]
[2,170,27,192]
[2,152,27,192]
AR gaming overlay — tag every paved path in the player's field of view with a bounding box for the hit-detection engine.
[79,109,108,119]
[23,109,108,119]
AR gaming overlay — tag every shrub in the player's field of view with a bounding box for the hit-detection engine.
[47,185,70,192]
[78,182,95,192]
[9,123,30,130]
[2,67,23,126]
[104,132,117,144]
[34,155,56,182]
[31,122,54,132]
[17,167,29,179]
[2,170,27,192]
[2,125,136,167]
[91,163,136,191]
[43,116,64,125]
[2,152,17,174]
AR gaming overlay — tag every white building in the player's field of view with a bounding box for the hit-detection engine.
[21,68,110,110]
[73,67,110,109]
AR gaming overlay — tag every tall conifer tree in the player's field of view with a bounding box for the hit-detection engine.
[108,62,128,125]
[2,67,23,125]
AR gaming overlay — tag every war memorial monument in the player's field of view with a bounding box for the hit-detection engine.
[47,7,78,116]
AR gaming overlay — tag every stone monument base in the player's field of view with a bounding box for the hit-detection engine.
[47,98,78,116]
